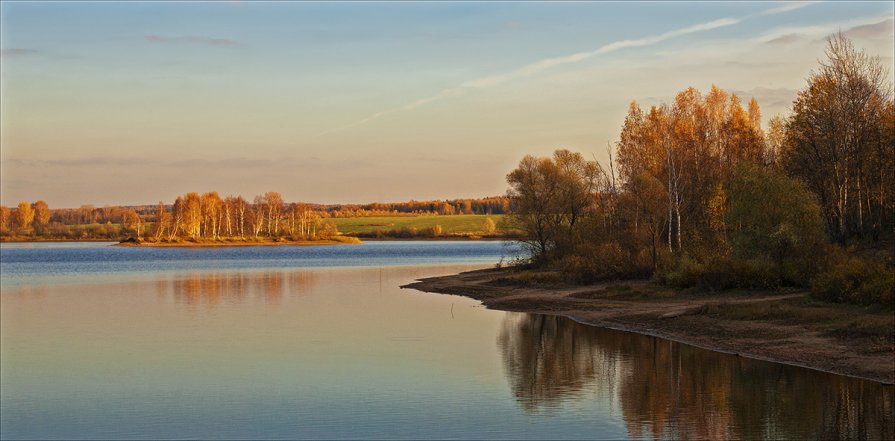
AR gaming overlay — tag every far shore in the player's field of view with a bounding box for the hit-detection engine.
[359,235,518,242]
[403,267,895,385]
[0,238,120,243]
[114,238,360,247]
[1,236,519,245]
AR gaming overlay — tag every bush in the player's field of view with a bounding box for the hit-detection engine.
[811,258,894,307]
[391,226,418,238]
[422,225,442,238]
[558,242,652,283]
[661,256,782,290]
[660,256,705,288]
[703,258,781,290]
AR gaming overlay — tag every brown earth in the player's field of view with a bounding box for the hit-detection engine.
[403,267,895,384]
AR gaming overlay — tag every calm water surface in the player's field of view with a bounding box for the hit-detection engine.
[1,241,892,439]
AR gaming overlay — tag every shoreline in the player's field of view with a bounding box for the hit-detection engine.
[113,239,359,247]
[0,236,516,245]
[403,267,895,385]
[0,239,119,243]
[355,236,517,242]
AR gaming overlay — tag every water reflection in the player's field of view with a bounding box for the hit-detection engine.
[498,313,894,440]
[160,270,317,308]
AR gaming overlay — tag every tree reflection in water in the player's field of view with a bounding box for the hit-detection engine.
[160,270,317,309]
[498,313,894,440]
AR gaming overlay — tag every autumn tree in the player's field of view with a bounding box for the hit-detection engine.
[462,199,473,215]
[618,172,668,270]
[31,200,51,229]
[765,116,787,167]
[201,192,222,239]
[170,197,185,240]
[507,149,600,262]
[262,192,283,236]
[14,201,34,231]
[251,195,266,237]
[616,86,766,256]
[726,163,826,284]
[782,33,894,244]
[0,206,10,232]
[153,201,170,241]
[222,196,236,237]
[122,208,143,239]
[78,205,97,224]
[228,195,248,238]
[183,192,202,239]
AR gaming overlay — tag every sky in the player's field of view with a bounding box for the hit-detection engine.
[1,1,893,208]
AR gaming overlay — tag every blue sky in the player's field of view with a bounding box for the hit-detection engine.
[1,1,893,207]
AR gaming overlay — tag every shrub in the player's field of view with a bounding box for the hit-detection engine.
[422,225,443,238]
[558,242,652,283]
[811,258,894,307]
[391,226,418,238]
[703,258,781,290]
[661,256,783,290]
[660,256,705,288]
[315,220,339,240]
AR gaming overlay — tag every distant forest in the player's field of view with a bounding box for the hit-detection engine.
[0,195,511,241]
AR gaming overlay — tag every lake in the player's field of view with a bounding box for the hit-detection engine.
[1,241,892,439]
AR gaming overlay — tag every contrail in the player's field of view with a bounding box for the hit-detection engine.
[317,2,813,136]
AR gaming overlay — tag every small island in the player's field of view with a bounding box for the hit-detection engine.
[116,237,361,247]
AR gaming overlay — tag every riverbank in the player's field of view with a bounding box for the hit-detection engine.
[358,235,517,241]
[115,237,362,247]
[0,238,117,243]
[403,267,895,384]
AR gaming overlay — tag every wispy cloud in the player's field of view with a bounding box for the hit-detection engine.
[144,35,237,46]
[319,2,814,136]
[753,1,818,17]
[765,33,803,45]
[167,157,285,168]
[844,18,894,39]
[0,48,38,58]
[731,87,800,108]
[759,13,894,45]
[7,157,287,169]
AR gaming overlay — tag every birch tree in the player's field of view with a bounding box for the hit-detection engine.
[782,33,893,243]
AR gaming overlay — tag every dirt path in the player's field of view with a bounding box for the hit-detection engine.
[403,268,895,384]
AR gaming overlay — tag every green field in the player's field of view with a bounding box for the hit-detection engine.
[330,214,508,236]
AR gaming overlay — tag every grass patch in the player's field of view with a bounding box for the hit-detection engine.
[330,214,507,236]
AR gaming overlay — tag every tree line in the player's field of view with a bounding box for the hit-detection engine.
[0,191,340,242]
[0,194,512,241]
[323,196,510,217]
[150,191,339,242]
[507,35,893,306]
